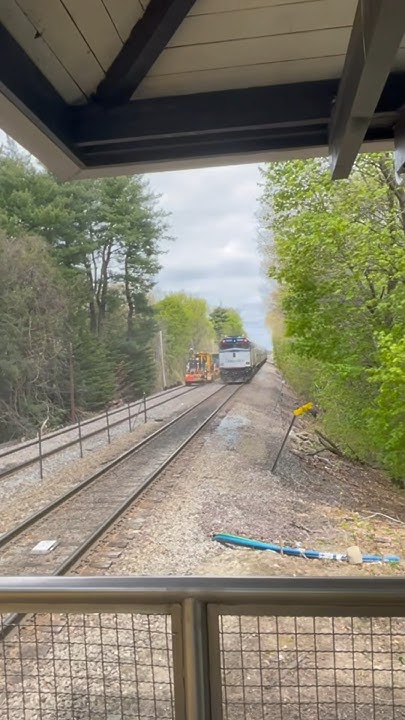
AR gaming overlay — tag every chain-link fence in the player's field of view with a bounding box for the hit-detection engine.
[0,384,189,482]
[219,614,404,720]
[0,612,174,720]
[0,577,404,720]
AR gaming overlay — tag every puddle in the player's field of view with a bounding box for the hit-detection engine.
[214,414,251,450]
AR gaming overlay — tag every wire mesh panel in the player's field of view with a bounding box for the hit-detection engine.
[219,614,405,720]
[0,612,175,720]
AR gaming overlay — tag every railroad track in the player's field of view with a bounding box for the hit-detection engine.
[0,384,239,589]
[0,383,240,638]
[0,383,202,480]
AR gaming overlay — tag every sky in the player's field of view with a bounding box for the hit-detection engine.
[0,129,272,348]
[147,163,272,349]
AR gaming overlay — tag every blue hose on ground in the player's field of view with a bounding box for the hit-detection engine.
[212,532,400,564]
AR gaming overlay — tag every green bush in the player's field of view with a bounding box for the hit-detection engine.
[261,154,405,484]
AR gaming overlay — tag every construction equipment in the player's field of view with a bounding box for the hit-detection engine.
[184,352,219,385]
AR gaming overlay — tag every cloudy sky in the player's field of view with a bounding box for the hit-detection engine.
[147,163,272,349]
[0,128,271,348]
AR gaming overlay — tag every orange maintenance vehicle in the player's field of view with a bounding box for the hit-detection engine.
[184,352,219,385]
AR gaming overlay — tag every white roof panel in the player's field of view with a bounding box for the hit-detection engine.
[0,0,403,178]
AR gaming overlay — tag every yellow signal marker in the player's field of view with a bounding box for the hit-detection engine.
[293,402,314,417]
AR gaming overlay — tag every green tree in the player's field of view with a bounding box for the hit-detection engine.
[0,234,70,438]
[73,324,116,411]
[155,293,216,383]
[0,145,170,429]
[260,154,405,480]
[209,306,245,341]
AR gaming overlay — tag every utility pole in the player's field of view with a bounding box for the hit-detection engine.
[69,342,76,423]
[159,330,167,389]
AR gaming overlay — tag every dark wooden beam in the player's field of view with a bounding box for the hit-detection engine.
[329,0,405,179]
[72,75,402,169]
[80,129,329,167]
[75,79,339,146]
[0,24,76,157]
[79,123,397,170]
[79,118,396,168]
[95,0,197,105]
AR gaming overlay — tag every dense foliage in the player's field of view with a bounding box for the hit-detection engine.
[0,146,169,438]
[154,295,245,384]
[260,154,405,482]
[209,306,245,342]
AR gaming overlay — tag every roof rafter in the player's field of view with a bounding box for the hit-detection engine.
[74,80,339,147]
[329,0,405,179]
[68,75,402,169]
[94,0,197,106]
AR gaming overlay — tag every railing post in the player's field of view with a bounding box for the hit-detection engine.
[143,393,147,424]
[127,402,131,431]
[38,427,43,480]
[181,599,211,720]
[106,408,111,444]
[77,415,83,458]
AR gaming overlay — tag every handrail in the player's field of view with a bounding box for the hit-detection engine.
[0,575,403,720]
[0,576,404,613]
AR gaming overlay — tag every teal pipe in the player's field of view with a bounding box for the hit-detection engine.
[212,533,400,564]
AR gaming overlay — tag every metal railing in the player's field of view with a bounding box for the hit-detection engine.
[0,576,404,719]
[0,384,195,481]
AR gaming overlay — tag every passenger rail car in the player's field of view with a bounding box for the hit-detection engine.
[219,336,267,383]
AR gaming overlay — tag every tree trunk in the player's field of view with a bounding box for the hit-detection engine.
[124,253,135,339]
[95,241,113,335]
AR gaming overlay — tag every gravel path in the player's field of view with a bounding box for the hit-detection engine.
[77,361,405,578]
[0,383,220,536]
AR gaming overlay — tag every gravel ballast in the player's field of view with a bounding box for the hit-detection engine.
[0,383,219,536]
[79,362,405,578]
[1,364,404,720]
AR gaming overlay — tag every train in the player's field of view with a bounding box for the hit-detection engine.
[184,352,220,385]
[218,336,267,383]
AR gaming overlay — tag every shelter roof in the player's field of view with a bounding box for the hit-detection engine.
[1,0,405,178]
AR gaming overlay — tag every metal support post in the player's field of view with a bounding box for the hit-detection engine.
[143,393,147,424]
[77,415,83,458]
[38,427,43,480]
[271,416,296,474]
[271,401,314,473]
[106,408,111,444]
[181,599,211,720]
[132,398,142,430]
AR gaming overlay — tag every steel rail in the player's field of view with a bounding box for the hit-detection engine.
[0,383,194,460]
[0,384,202,480]
[0,384,234,551]
[0,383,241,639]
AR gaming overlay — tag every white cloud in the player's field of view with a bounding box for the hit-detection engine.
[147,163,271,348]
[0,128,272,346]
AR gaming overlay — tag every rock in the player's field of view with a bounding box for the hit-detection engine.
[346,546,363,565]
[296,432,311,441]
[374,536,391,544]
